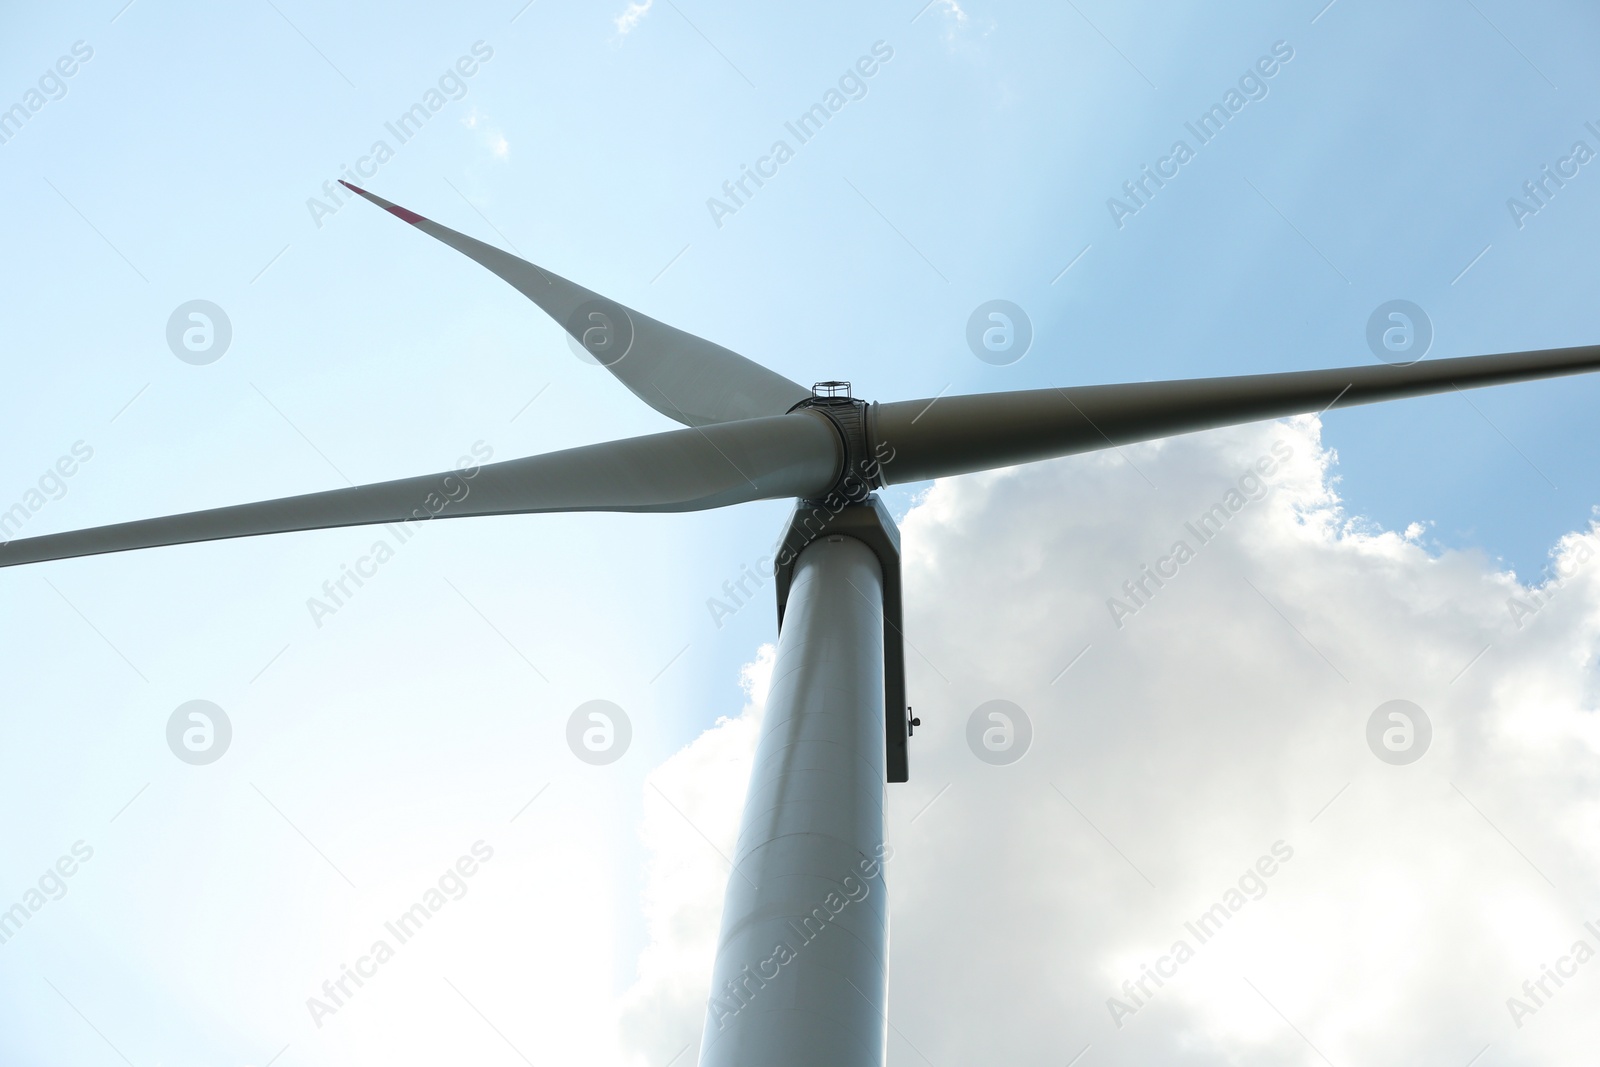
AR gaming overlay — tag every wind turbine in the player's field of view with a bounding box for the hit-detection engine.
[6,181,1599,1065]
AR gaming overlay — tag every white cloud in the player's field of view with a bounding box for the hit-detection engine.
[919,0,991,46]
[614,0,654,36]
[617,415,1600,1064]
[461,108,509,159]
[618,645,773,1064]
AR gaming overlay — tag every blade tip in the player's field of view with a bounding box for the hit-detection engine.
[339,181,427,226]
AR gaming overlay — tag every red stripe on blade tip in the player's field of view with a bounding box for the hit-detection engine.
[338,180,426,225]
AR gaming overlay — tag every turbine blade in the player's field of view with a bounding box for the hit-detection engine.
[339,182,813,427]
[875,344,1600,484]
[0,413,839,569]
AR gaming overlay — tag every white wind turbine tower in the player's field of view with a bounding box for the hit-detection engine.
[6,182,1600,1065]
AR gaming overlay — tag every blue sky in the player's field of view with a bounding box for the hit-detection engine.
[3,2,1600,1064]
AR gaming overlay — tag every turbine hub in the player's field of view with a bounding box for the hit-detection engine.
[790,386,886,503]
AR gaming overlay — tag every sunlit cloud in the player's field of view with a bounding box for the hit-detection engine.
[461,107,509,160]
[616,415,1600,1064]
[614,0,654,36]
